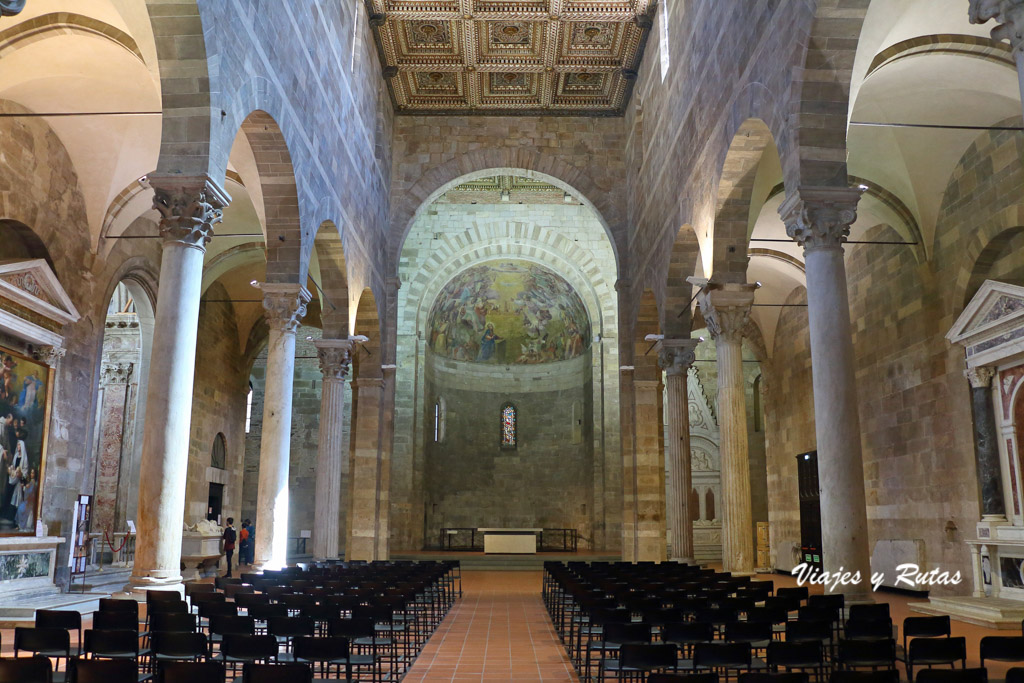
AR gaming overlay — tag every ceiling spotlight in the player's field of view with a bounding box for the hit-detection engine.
[698,336,705,343]
[754,281,763,289]
[305,335,313,341]
[249,279,260,288]
[350,334,370,344]
[858,184,868,191]
[803,453,811,461]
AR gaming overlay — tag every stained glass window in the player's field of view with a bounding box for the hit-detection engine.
[501,403,517,448]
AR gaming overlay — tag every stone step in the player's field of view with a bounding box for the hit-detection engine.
[910,595,1024,630]
[0,591,106,627]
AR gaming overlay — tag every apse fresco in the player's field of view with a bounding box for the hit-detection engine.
[427,260,590,364]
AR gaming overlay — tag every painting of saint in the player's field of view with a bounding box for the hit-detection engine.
[427,260,591,365]
[0,349,52,535]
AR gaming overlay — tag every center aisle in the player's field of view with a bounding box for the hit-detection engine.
[403,571,578,682]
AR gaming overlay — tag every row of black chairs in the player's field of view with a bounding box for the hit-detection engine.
[0,657,322,683]
[543,561,1024,683]
[3,559,460,682]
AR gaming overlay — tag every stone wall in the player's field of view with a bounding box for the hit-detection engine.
[183,283,249,532]
[424,353,594,544]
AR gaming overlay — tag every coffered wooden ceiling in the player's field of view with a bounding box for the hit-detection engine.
[365,0,655,116]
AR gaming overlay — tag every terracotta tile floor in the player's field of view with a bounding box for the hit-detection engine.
[403,571,578,683]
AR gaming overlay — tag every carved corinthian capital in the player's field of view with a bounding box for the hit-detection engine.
[691,279,756,344]
[966,365,997,389]
[35,346,65,366]
[0,0,26,17]
[314,339,355,381]
[261,284,311,334]
[658,338,699,377]
[970,0,1024,54]
[149,175,231,249]
[102,362,134,385]
[778,187,861,253]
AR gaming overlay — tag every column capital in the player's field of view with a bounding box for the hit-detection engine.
[313,339,354,381]
[690,279,756,344]
[966,365,997,388]
[353,377,385,390]
[970,0,1024,54]
[34,345,65,366]
[778,186,861,253]
[149,174,231,249]
[659,338,700,376]
[102,362,133,385]
[260,283,311,334]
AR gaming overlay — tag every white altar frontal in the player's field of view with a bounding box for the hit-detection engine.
[479,528,540,554]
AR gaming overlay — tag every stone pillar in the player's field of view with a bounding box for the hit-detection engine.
[311,339,354,561]
[970,544,985,597]
[347,376,384,562]
[253,284,310,571]
[659,339,699,563]
[129,176,228,594]
[695,282,756,575]
[633,377,667,562]
[615,279,639,561]
[969,0,1024,116]
[93,363,133,534]
[780,187,871,599]
[966,366,1007,520]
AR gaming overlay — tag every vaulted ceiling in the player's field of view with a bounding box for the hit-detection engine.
[365,0,655,116]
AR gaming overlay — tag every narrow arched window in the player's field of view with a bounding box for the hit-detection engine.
[501,403,517,449]
[211,433,226,470]
[434,396,447,443]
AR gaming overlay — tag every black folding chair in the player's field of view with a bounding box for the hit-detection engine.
[838,639,896,672]
[0,655,53,683]
[294,636,379,681]
[602,643,679,682]
[906,637,966,683]
[650,675,719,683]
[767,642,824,682]
[154,661,225,683]
[240,663,312,683]
[67,659,138,683]
[915,670,988,683]
[216,634,277,676]
[14,627,71,676]
[35,611,83,656]
[897,617,951,667]
[741,674,810,683]
[979,636,1024,669]
[829,672,899,683]
[695,642,755,683]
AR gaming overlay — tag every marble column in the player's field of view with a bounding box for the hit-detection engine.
[253,284,310,571]
[780,187,871,599]
[659,339,699,563]
[970,0,1024,116]
[695,282,756,575]
[129,176,229,594]
[347,376,384,562]
[311,339,354,561]
[966,366,1007,520]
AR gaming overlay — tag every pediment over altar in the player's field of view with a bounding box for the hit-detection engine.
[0,260,80,350]
[948,280,1024,367]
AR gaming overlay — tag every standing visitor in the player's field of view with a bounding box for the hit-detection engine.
[239,518,253,567]
[222,517,236,578]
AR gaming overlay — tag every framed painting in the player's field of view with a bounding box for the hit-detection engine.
[0,346,53,536]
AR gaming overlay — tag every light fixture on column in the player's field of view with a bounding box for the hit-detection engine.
[250,279,260,288]
[644,334,665,342]
[754,281,762,289]
[350,334,370,343]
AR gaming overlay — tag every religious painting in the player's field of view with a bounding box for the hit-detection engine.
[0,347,53,536]
[1000,556,1024,590]
[427,260,591,365]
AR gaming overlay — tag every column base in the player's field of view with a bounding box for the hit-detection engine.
[670,556,696,565]
[123,573,185,599]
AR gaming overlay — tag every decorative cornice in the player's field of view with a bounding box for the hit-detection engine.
[970,0,1024,55]
[691,279,756,344]
[0,0,25,17]
[260,284,311,334]
[966,365,997,389]
[778,186,861,253]
[149,175,231,249]
[658,338,699,377]
[314,339,354,381]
